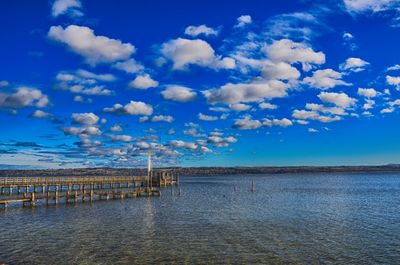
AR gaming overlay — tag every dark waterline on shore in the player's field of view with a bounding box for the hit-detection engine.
[1,172,400,264]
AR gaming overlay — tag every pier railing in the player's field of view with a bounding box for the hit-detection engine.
[0,176,147,186]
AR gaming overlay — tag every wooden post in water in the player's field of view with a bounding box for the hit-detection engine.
[30,192,35,207]
[251,180,256,192]
[55,186,59,205]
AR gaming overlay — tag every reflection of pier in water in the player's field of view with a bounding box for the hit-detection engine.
[0,169,179,208]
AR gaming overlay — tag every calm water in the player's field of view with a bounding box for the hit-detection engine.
[1,173,400,265]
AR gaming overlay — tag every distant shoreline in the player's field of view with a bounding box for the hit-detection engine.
[1,165,400,177]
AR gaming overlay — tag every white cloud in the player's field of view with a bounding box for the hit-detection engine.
[358,88,378,97]
[103,101,153,116]
[265,39,325,71]
[262,62,301,80]
[386,75,400,88]
[233,116,262,130]
[184,25,219,37]
[305,103,347,115]
[0,87,49,110]
[381,107,394,113]
[65,85,113,96]
[292,109,342,123]
[207,135,237,147]
[235,15,252,28]
[112,59,144,74]
[151,115,174,123]
[160,38,235,70]
[48,25,135,65]
[303,69,351,89]
[339,57,369,72]
[129,74,159,89]
[170,140,198,150]
[75,69,116,82]
[387,64,400,71]
[389,99,400,107]
[318,92,357,108]
[204,80,288,104]
[72,112,99,125]
[343,0,399,13]
[31,110,52,119]
[362,99,375,110]
[198,113,218,121]
[308,128,318,133]
[259,102,278,110]
[110,124,123,132]
[263,118,293,127]
[161,85,197,102]
[108,134,133,142]
[229,103,251,111]
[51,0,83,18]
[62,126,101,138]
[343,32,354,41]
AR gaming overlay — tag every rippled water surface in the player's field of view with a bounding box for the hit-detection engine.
[1,173,400,264]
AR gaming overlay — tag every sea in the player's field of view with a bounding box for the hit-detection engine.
[0,172,399,264]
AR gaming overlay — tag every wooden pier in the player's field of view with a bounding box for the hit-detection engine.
[0,170,179,208]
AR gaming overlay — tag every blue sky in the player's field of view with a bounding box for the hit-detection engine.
[1,0,400,169]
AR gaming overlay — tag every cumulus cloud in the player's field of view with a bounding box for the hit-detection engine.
[305,103,347,115]
[386,75,400,88]
[160,38,235,70]
[108,134,133,142]
[0,87,49,110]
[343,0,400,14]
[55,70,115,96]
[72,112,99,125]
[233,116,262,130]
[207,135,237,147]
[259,102,278,110]
[110,124,123,132]
[358,88,378,97]
[60,84,113,96]
[184,25,219,37]
[381,107,394,114]
[161,85,197,102]
[262,61,301,80]
[387,64,400,72]
[62,126,101,139]
[235,15,252,28]
[204,80,288,104]
[229,103,251,111]
[129,74,159,89]
[303,69,351,89]
[151,115,174,123]
[75,69,116,82]
[343,32,354,41]
[51,0,83,18]
[198,113,218,121]
[103,101,153,116]
[292,109,342,123]
[265,39,325,71]
[339,57,369,72]
[31,110,53,119]
[112,59,144,74]
[318,92,357,108]
[263,118,293,127]
[48,25,135,65]
[170,140,198,150]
